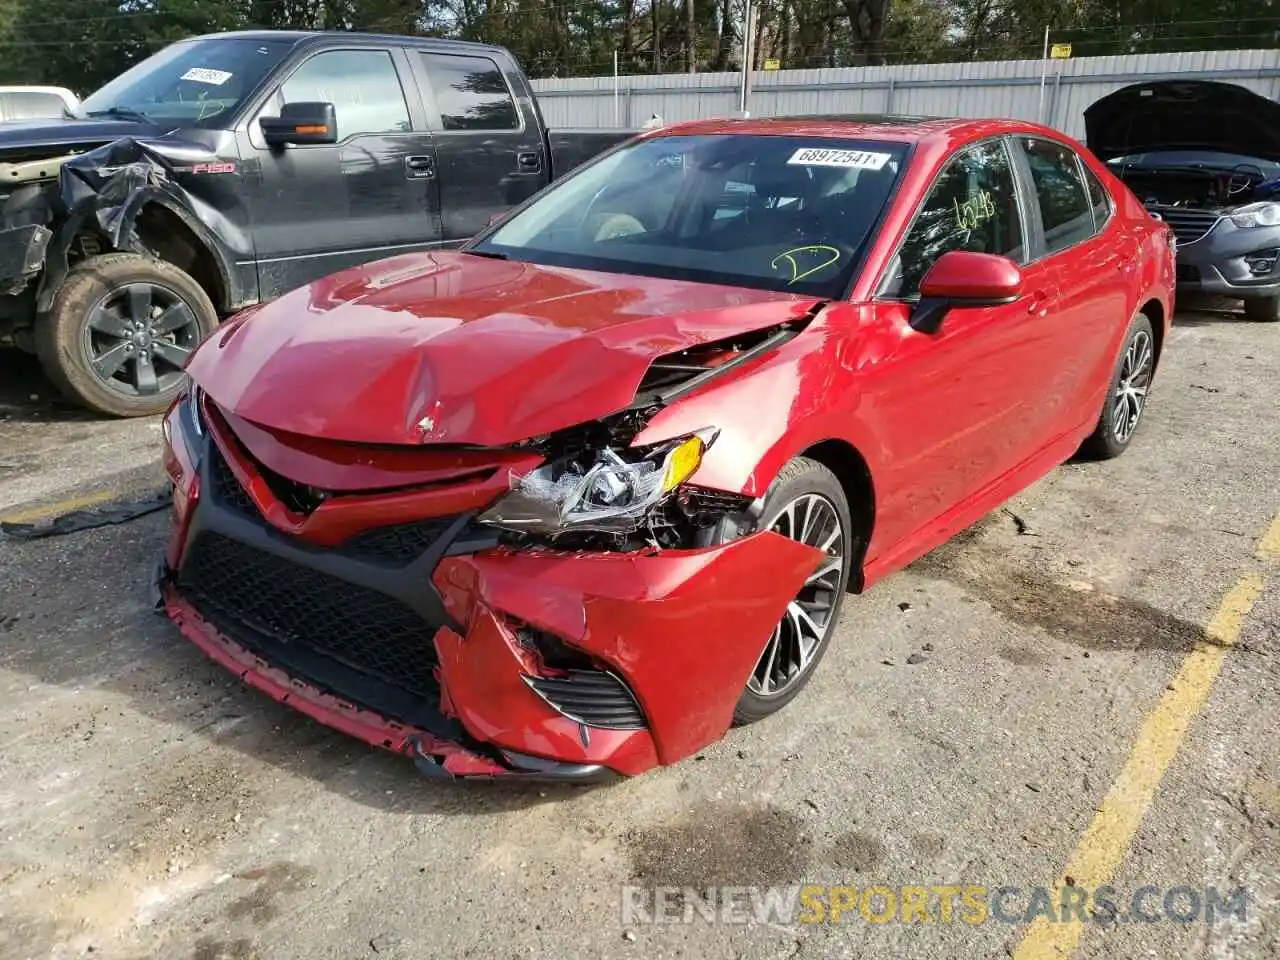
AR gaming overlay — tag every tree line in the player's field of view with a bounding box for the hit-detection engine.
[1,0,1276,96]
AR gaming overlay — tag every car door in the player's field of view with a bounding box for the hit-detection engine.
[865,138,1062,554]
[1012,136,1136,437]
[410,49,550,244]
[240,45,443,299]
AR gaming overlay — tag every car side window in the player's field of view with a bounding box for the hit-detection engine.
[1082,163,1112,231]
[1018,138,1096,253]
[420,53,519,131]
[278,50,410,139]
[882,140,1024,299]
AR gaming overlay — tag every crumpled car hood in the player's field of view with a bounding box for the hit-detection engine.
[187,251,819,447]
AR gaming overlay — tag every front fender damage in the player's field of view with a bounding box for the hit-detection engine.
[0,137,233,313]
[433,529,824,770]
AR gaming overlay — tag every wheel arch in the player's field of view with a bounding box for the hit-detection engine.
[132,201,232,315]
[1139,297,1165,370]
[798,438,876,592]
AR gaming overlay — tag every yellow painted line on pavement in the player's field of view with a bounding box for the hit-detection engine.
[0,489,121,525]
[1012,510,1278,960]
[1258,513,1280,561]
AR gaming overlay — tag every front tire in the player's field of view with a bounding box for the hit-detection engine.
[1079,312,1155,461]
[35,253,218,417]
[1243,296,1280,323]
[732,457,853,726]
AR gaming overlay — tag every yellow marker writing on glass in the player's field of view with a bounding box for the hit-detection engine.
[771,245,841,285]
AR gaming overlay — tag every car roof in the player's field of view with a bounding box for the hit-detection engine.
[181,29,510,56]
[651,114,1068,147]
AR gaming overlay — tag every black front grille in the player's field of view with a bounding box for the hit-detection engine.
[207,443,452,565]
[342,519,456,566]
[1152,208,1219,245]
[1176,263,1201,282]
[524,670,647,729]
[179,533,440,698]
[208,444,258,518]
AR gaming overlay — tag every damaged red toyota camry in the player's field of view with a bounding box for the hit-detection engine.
[154,117,1175,781]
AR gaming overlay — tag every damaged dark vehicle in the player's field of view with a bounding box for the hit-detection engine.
[1086,79,1280,322]
[0,30,634,416]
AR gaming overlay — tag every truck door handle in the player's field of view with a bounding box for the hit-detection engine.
[405,155,435,179]
[517,151,542,171]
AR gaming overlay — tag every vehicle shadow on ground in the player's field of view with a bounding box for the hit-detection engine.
[1171,295,1247,327]
[0,513,607,815]
[0,348,99,424]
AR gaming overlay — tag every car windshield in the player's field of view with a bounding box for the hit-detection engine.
[1108,151,1280,176]
[471,134,909,297]
[80,38,294,129]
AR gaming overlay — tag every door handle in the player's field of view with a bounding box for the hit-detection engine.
[405,155,435,179]
[516,151,542,171]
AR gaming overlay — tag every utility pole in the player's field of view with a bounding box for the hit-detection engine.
[738,0,754,116]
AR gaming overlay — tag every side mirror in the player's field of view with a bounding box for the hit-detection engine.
[260,102,338,147]
[909,250,1024,334]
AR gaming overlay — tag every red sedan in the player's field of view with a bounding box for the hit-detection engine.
[155,117,1175,780]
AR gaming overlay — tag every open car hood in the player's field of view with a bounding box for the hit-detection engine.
[1084,80,1280,164]
[187,251,819,448]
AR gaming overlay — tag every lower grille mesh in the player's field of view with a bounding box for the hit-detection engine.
[179,533,440,698]
[524,670,647,729]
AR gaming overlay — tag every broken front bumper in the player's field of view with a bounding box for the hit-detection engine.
[156,399,820,781]
[0,223,51,290]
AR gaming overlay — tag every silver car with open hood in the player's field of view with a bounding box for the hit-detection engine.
[1086,79,1280,322]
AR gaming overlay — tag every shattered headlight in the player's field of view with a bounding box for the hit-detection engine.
[1230,202,1280,229]
[478,428,717,535]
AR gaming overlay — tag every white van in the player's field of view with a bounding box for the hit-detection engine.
[0,86,79,122]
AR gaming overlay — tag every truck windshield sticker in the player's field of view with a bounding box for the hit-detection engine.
[181,68,233,86]
[771,244,842,285]
[787,148,892,170]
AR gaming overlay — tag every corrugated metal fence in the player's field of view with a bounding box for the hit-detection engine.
[531,49,1280,137]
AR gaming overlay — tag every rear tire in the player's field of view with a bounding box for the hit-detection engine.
[35,253,217,418]
[732,457,853,726]
[1243,296,1280,323]
[1079,312,1155,461]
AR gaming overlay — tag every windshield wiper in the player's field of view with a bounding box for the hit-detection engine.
[464,249,509,261]
[85,107,151,124]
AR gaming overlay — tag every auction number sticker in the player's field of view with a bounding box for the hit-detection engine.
[787,148,892,169]
[181,68,233,85]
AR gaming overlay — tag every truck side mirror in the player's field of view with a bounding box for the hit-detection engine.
[260,102,338,147]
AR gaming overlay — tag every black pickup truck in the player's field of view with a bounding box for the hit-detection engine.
[0,31,635,416]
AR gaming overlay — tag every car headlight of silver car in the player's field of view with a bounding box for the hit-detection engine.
[478,428,718,535]
[1230,202,1280,229]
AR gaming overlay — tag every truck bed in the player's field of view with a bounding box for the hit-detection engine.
[548,128,637,178]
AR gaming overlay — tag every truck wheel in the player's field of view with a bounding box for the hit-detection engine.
[1242,296,1280,323]
[35,253,218,417]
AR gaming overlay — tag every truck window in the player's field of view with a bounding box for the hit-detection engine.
[419,53,518,131]
[279,50,410,138]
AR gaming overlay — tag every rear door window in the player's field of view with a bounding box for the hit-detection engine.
[1017,138,1096,254]
[420,53,519,131]
[882,139,1025,299]
[1081,163,1112,231]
